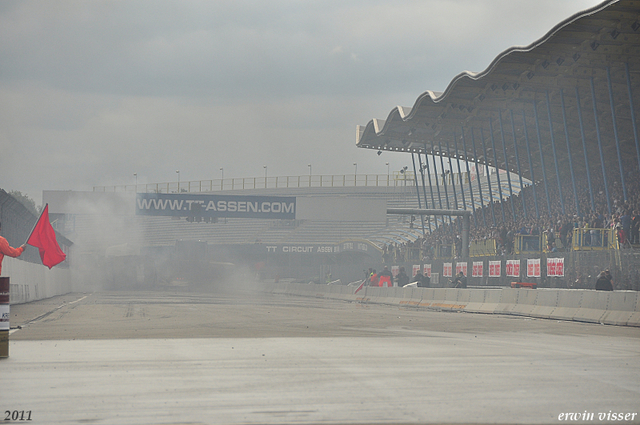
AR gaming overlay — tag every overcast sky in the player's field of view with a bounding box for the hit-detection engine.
[0,0,604,203]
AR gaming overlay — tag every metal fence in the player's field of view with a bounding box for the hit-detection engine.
[93,172,451,194]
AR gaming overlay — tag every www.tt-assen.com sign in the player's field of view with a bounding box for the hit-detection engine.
[136,193,296,220]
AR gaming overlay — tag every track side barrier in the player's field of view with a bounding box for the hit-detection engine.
[457,289,471,310]
[420,288,445,309]
[325,284,344,301]
[384,287,406,306]
[260,283,640,327]
[417,288,436,308]
[364,286,385,305]
[336,284,359,302]
[573,291,609,324]
[496,288,518,315]
[530,290,559,319]
[510,289,538,317]
[477,289,502,314]
[602,291,639,326]
[627,294,640,327]
[399,287,422,307]
[550,290,583,322]
[465,289,487,313]
[432,289,460,311]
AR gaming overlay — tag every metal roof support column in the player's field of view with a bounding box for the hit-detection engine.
[433,152,451,224]
[625,63,640,177]
[411,153,426,235]
[590,77,612,215]
[607,67,627,202]
[533,100,552,214]
[460,128,477,227]
[431,151,445,226]
[545,91,565,215]
[470,128,487,227]
[452,130,467,214]
[498,112,516,219]
[422,150,438,229]
[439,152,452,212]
[462,213,470,259]
[522,109,540,218]
[446,141,459,212]
[479,127,497,226]
[560,89,580,216]
[488,119,505,222]
[417,152,433,234]
[575,86,595,213]
[509,110,527,218]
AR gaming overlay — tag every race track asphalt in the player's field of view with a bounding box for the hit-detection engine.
[1,287,639,425]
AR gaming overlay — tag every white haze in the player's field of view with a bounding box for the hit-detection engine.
[0,0,604,204]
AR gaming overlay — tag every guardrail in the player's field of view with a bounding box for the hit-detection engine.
[572,228,618,250]
[470,239,497,257]
[94,173,428,194]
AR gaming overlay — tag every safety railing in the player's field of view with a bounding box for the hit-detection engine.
[93,172,432,194]
[514,234,541,254]
[433,244,454,259]
[470,239,497,257]
[572,228,618,251]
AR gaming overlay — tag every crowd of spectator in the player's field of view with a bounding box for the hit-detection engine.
[383,161,640,262]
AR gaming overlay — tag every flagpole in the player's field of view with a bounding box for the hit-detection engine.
[25,203,48,246]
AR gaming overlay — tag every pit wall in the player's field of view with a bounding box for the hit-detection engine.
[263,283,640,327]
[2,257,72,305]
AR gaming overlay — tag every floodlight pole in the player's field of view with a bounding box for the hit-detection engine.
[387,208,471,258]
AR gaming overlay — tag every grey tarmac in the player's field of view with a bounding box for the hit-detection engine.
[1,288,639,425]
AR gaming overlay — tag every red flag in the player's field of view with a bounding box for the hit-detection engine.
[354,279,366,294]
[26,205,66,269]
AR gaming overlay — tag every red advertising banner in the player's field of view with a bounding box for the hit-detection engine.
[527,259,541,278]
[456,262,468,277]
[506,259,520,277]
[443,263,452,278]
[412,264,421,277]
[489,261,501,278]
[423,264,431,278]
[472,261,483,277]
[391,266,399,277]
[547,257,565,277]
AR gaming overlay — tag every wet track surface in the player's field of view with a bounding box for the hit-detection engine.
[1,289,639,424]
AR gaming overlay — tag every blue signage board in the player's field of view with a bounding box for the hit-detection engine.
[136,193,296,220]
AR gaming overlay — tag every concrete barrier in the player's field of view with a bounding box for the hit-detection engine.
[465,289,487,313]
[496,288,518,315]
[398,287,421,307]
[511,288,538,317]
[260,283,640,327]
[602,291,639,326]
[383,287,407,306]
[550,290,583,322]
[416,288,434,308]
[364,286,385,305]
[573,291,609,324]
[477,289,502,314]
[627,294,640,327]
[530,290,559,319]
[456,289,471,310]
[4,257,72,305]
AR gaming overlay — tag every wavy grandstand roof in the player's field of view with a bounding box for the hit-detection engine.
[356,0,640,186]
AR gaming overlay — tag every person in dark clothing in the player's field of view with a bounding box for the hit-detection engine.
[595,271,613,291]
[395,267,409,287]
[414,271,430,288]
[452,272,467,288]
